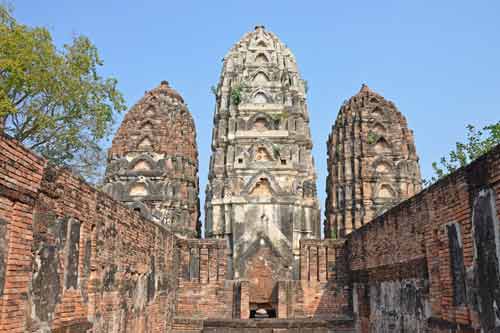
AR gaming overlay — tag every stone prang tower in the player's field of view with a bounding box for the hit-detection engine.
[104,81,200,237]
[325,84,421,238]
[205,26,320,306]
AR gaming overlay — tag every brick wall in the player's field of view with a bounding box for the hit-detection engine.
[346,145,500,332]
[0,135,45,332]
[175,239,240,320]
[0,135,179,332]
[2,129,500,332]
[276,239,350,320]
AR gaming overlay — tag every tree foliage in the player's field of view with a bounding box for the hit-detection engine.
[0,5,126,183]
[427,122,500,184]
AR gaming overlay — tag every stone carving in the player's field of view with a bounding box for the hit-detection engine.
[103,81,200,237]
[249,178,273,197]
[205,25,321,307]
[325,84,422,237]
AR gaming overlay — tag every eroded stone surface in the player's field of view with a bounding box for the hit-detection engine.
[470,188,500,331]
[31,243,60,322]
[368,279,429,332]
[204,26,321,305]
[325,85,422,237]
[103,81,200,237]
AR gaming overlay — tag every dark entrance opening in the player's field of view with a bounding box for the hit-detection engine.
[249,303,276,319]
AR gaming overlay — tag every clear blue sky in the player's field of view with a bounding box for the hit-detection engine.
[12,0,500,226]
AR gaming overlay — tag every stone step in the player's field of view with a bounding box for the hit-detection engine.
[200,318,354,333]
[173,316,354,333]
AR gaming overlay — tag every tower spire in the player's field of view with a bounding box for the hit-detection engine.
[205,27,320,308]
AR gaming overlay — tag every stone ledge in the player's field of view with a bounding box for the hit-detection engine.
[200,317,354,329]
[173,317,355,329]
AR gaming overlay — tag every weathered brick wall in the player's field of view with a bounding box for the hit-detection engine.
[2,126,499,332]
[0,135,179,332]
[0,135,45,332]
[175,239,239,320]
[347,145,500,332]
[277,239,350,320]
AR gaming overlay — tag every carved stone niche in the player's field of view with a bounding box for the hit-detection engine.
[254,118,268,131]
[303,180,317,198]
[255,147,272,162]
[132,160,152,172]
[249,178,273,197]
[377,184,395,200]
[254,53,269,65]
[254,92,269,104]
[129,183,148,197]
[138,137,153,150]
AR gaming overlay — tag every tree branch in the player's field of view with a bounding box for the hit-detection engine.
[13,92,30,106]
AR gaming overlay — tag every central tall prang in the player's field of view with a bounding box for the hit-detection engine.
[205,26,320,307]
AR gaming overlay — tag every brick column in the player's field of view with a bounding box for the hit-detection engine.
[240,280,250,319]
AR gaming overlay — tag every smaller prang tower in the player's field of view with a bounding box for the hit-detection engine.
[103,81,200,237]
[325,84,421,238]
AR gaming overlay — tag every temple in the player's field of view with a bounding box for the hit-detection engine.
[103,81,200,237]
[0,26,499,333]
[204,25,321,311]
[325,84,422,237]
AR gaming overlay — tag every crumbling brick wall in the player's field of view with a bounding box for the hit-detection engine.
[277,239,350,319]
[346,145,500,332]
[0,135,179,332]
[2,126,500,333]
[175,239,241,320]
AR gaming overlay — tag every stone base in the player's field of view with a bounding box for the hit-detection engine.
[172,318,355,333]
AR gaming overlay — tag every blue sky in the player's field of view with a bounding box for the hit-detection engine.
[12,0,500,226]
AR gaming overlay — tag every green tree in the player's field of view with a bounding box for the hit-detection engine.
[0,5,125,183]
[428,122,500,184]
